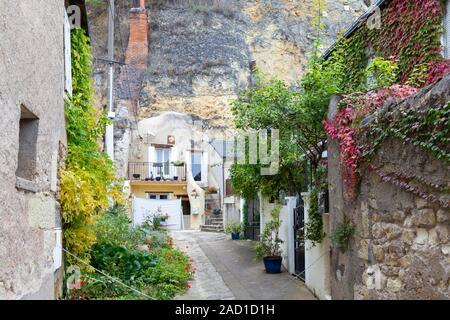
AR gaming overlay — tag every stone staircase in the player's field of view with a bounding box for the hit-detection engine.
[200,192,224,232]
[200,215,224,233]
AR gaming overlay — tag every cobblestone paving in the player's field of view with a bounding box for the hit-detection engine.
[172,231,316,300]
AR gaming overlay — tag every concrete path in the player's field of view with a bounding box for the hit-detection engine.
[172,231,316,300]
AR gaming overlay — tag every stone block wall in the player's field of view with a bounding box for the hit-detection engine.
[0,1,67,299]
[327,76,450,300]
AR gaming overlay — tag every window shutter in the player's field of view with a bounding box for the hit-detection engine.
[64,11,73,96]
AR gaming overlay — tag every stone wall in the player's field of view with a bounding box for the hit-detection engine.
[327,76,450,300]
[0,1,67,299]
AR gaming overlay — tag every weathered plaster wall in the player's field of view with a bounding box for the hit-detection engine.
[302,192,332,300]
[328,76,450,300]
[0,1,67,299]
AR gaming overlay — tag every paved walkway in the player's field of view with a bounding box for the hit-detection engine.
[172,231,315,300]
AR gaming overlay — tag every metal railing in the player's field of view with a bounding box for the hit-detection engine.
[128,162,187,182]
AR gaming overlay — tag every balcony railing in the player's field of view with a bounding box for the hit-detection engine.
[128,162,187,182]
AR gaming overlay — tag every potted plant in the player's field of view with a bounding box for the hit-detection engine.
[206,186,218,194]
[255,205,284,273]
[224,221,243,240]
[172,160,185,167]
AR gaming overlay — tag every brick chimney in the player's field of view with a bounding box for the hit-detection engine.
[119,0,148,114]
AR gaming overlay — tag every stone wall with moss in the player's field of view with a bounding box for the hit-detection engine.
[327,76,450,300]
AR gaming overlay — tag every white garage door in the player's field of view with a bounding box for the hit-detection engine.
[132,198,183,230]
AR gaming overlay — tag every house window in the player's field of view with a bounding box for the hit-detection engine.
[191,151,202,182]
[146,193,169,200]
[16,105,39,181]
[155,147,171,176]
[444,0,450,59]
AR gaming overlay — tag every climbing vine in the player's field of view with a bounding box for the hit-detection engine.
[363,101,450,163]
[330,216,355,253]
[366,0,445,85]
[61,28,124,269]
[326,0,448,89]
[305,187,325,246]
[242,199,249,239]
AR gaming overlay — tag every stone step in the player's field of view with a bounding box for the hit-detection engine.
[200,225,224,232]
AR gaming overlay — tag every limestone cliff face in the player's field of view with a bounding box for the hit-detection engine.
[88,0,363,126]
[86,0,364,176]
[139,0,363,126]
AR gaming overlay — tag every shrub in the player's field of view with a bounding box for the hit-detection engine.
[224,221,243,235]
[93,205,145,250]
[68,205,194,300]
[330,216,356,253]
[91,243,158,280]
[140,208,170,232]
[255,205,283,259]
[143,230,172,250]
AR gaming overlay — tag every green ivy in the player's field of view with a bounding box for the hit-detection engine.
[305,187,325,246]
[242,199,249,238]
[322,0,447,91]
[330,216,355,253]
[363,102,450,164]
[61,28,124,270]
[365,57,399,90]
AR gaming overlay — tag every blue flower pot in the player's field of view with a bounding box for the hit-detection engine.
[231,233,240,240]
[263,256,282,273]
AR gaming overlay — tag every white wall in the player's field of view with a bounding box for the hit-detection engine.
[259,195,297,273]
[279,197,297,273]
[303,192,331,300]
[132,198,183,230]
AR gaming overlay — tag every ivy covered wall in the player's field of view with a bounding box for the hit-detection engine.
[327,0,449,92]
[61,28,123,269]
[323,0,450,300]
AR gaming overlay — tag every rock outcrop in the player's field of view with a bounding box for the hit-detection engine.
[86,0,364,175]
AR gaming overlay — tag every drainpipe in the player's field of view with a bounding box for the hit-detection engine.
[105,0,115,161]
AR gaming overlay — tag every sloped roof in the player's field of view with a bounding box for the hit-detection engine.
[322,0,389,59]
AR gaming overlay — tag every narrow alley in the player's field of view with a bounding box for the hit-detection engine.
[172,231,316,300]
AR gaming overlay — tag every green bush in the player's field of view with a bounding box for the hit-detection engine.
[93,205,145,250]
[224,221,243,235]
[91,243,157,280]
[330,216,356,253]
[140,208,170,232]
[255,205,283,259]
[66,205,193,300]
[143,230,172,250]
